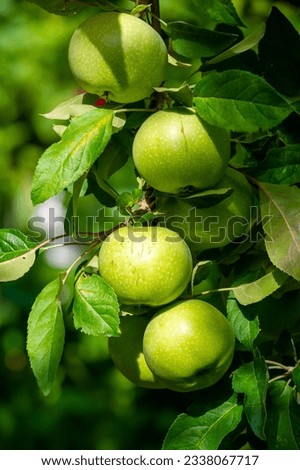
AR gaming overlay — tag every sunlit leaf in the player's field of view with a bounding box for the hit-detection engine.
[232,268,289,306]
[31,109,113,205]
[205,24,265,66]
[42,94,95,120]
[73,274,120,337]
[0,229,38,282]
[163,393,243,450]
[27,278,65,396]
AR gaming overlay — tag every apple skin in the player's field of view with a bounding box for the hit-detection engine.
[143,299,235,392]
[108,314,165,389]
[158,167,254,254]
[132,107,230,194]
[98,226,193,307]
[68,12,167,104]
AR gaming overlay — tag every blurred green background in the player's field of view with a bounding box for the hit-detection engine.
[1,0,300,450]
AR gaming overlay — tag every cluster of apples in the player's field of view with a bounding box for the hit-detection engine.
[68,11,254,392]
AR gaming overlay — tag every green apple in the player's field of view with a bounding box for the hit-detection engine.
[158,167,254,254]
[132,107,230,194]
[108,314,165,389]
[98,225,193,307]
[68,12,168,103]
[143,299,235,392]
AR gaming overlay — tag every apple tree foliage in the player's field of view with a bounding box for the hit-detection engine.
[1,0,300,450]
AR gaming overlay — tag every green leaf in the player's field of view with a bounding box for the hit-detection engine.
[227,293,260,351]
[259,183,300,281]
[130,3,151,15]
[0,229,38,282]
[232,268,289,306]
[292,365,300,391]
[96,132,131,181]
[86,171,117,208]
[232,358,269,439]
[258,7,300,98]
[193,70,292,132]
[178,186,233,208]
[0,229,38,262]
[167,22,238,59]
[192,0,244,27]
[31,109,113,205]
[192,260,214,287]
[116,189,143,215]
[292,101,300,115]
[252,145,300,185]
[27,278,65,396]
[163,392,243,450]
[258,291,300,341]
[155,84,193,107]
[42,94,96,121]
[265,381,300,449]
[205,24,265,66]
[28,0,88,15]
[73,274,120,337]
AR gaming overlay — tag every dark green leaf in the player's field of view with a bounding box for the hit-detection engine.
[31,109,113,205]
[259,183,300,281]
[232,358,269,439]
[27,278,65,396]
[192,260,214,286]
[0,229,38,282]
[293,101,300,115]
[258,7,300,97]
[278,112,300,145]
[86,171,117,208]
[194,70,292,132]
[258,290,300,341]
[292,365,300,391]
[265,381,300,449]
[252,145,300,185]
[227,293,260,351]
[163,392,243,450]
[96,134,130,181]
[192,0,244,27]
[167,22,238,59]
[73,274,120,337]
